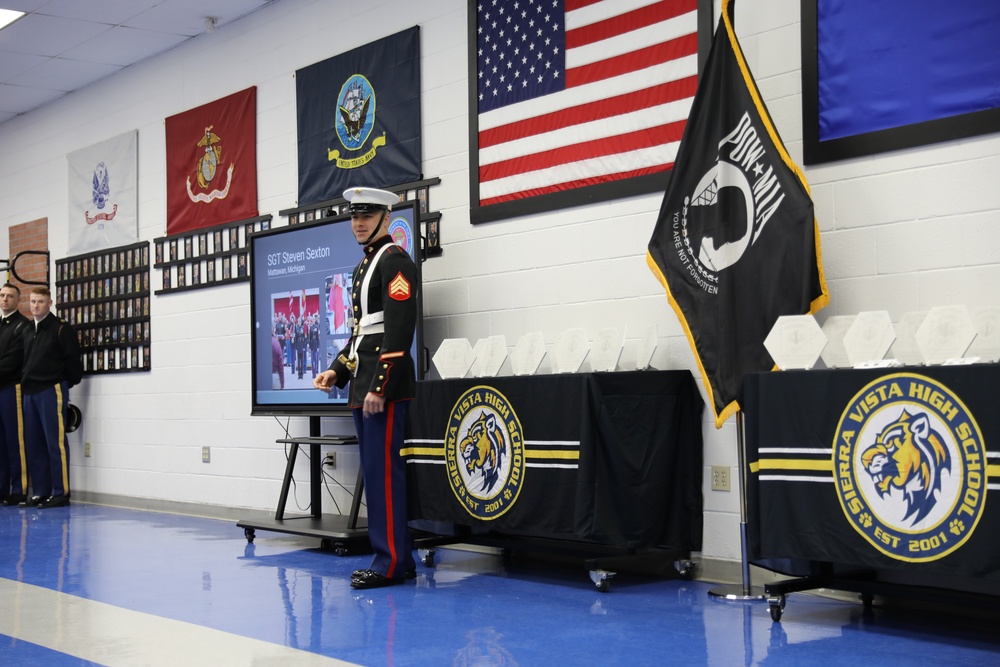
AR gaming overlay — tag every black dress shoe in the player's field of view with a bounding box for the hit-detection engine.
[19,495,44,507]
[2,493,26,507]
[350,570,404,589]
[38,494,71,509]
[352,567,416,580]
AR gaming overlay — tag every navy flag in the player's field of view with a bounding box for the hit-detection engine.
[296,27,421,206]
[646,0,828,427]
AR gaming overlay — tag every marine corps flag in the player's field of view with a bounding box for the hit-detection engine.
[165,87,258,235]
[646,0,828,428]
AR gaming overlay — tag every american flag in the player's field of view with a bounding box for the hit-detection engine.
[474,0,699,210]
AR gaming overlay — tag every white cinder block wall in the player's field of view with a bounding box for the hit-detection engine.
[1,0,998,566]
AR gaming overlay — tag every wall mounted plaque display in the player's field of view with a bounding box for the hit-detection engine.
[819,315,855,369]
[154,214,270,294]
[764,315,826,370]
[552,328,590,374]
[590,327,625,373]
[915,305,977,365]
[55,240,151,374]
[967,307,1000,363]
[511,332,546,376]
[431,339,474,379]
[843,311,895,367]
[889,311,929,366]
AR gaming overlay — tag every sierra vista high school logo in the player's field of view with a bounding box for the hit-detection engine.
[833,373,986,562]
[445,386,525,520]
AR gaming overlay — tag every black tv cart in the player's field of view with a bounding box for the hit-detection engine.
[237,416,367,555]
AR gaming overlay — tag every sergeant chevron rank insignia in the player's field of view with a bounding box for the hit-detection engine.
[389,272,411,300]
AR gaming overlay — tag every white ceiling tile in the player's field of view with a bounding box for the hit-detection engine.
[31,0,163,24]
[0,49,49,81]
[62,26,191,67]
[0,0,277,123]
[0,13,113,57]
[0,82,67,113]
[9,56,122,90]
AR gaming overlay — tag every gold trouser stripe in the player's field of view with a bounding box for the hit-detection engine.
[15,385,27,492]
[55,384,69,493]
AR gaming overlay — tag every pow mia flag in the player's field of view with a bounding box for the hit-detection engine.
[646,0,828,428]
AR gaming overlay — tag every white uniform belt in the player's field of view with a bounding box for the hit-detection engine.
[356,311,384,336]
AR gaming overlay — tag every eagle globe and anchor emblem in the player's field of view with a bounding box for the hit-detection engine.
[833,373,987,563]
[445,386,525,521]
[186,125,234,203]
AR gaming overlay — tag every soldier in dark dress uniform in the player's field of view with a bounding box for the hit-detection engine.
[0,284,30,506]
[314,186,418,589]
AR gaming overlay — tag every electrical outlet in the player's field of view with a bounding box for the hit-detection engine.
[711,465,730,491]
[202,446,211,463]
[84,442,92,458]
[324,452,337,468]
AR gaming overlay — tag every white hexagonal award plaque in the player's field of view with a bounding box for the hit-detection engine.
[763,315,826,370]
[431,338,474,379]
[469,335,508,377]
[511,332,546,376]
[552,328,590,373]
[820,315,855,369]
[589,327,625,372]
[914,305,977,365]
[636,324,657,370]
[967,307,1000,362]
[843,311,895,367]
[889,311,928,366]
[467,338,488,377]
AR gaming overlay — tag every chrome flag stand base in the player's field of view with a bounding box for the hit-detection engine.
[709,411,766,602]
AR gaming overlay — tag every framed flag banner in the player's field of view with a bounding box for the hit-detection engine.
[296,26,422,207]
[67,130,138,255]
[469,0,714,224]
[55,241,151,374]
[165,87,258,235]
[802,1,1000,165]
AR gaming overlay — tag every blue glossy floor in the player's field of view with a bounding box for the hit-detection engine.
[1,503,997,666]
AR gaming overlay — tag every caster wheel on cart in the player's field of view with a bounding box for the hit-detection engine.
[419,548,436,567]
[675,559,695,580]
[767,594,786,622]
[589,569,615,592]
[860,592,874,608]
[243,527,255,544]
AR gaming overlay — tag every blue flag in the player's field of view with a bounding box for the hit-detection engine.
[296,27,421,205]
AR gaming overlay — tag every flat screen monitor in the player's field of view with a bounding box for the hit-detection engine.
[249,200,423,416]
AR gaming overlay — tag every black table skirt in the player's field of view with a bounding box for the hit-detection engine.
[403,370,704,551]
[744,365,1000,595]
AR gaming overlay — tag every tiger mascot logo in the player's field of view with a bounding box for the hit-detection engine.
[446,386,525,521]
[834,373,986,562]
[860,410,950,524]
[460,410,506,494]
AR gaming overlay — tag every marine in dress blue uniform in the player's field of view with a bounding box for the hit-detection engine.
[314,186,418,590]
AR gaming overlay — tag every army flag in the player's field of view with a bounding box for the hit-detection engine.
[296,27,422,207]
[67,130,138,254]
[165,87,258,235]
[646,0,828,427]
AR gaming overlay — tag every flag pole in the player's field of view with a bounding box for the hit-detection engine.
[708,409,766,601]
